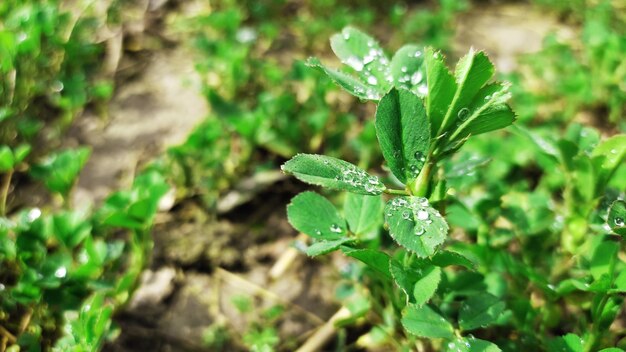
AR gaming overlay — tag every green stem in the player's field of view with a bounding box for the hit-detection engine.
[409,162,432,197]
[584,294,609,352]
[384,188,410,196]
[584,247,619,352]
[0,170,13,216]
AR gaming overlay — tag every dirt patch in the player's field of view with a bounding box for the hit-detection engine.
[453,3,572,73]
[72,46,208,207]
[105,194,342,352]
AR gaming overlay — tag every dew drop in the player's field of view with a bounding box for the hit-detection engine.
[236,27,257,43]
[457,108,470,121]
[417,210,429,221]
[27,208,41,222]
[610,149,617,154]
[410,71,423,85]
[345,56,364,71]
[367,76,378,85]
[417,84,428,95]
[415,226,425,236]
[17,32,28,43]
[51,80,64,93]
[414,151,426,162]
[330,224,343,233]
[54,267,67,279]
[401,66,408,73]
[616,217,625,227]
[402,211,411,220]
[315,229,322,236]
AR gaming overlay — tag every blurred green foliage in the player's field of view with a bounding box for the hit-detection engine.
[1,0,626,350]
[513,0,626,127]
[0,0,115,149]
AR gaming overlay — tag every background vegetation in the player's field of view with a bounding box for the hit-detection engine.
[0,0,625,351]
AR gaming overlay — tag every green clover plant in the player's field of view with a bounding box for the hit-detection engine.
[282,27,515,350]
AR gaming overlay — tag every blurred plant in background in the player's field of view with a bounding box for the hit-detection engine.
[512,0,626,127]
[1,0,626,350]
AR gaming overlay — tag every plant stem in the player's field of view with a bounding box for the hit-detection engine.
[409,162,432,197]
[0,170,13,217]
[296,306,351,352]
[584,294,609,352]
[269,233,307,280]
[0,325,16,345]
[384,188,410,196]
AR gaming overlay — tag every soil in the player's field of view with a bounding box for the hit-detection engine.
[56,1,569,351]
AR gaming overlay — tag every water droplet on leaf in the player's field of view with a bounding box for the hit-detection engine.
[410,71,423,85]
[345,56,364,71]
[457,108,470,121]
[417,210,429,221]
[54,267,67,279]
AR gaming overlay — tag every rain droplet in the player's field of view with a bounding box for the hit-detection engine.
[367,76,378,85]
[345,56,364,71]
[414,151,426,162]
[401,66,408,73]
[610,149,617,154]
[410,71,423,85]
[417,210,429,221]
[330,224,342,233]
[27,208,41,222]
[315,229,322,236]
[457,108,470,121]
[616,217,625,227]
[342,29,351,40]
[54,267,67,279]
[51,80,64,93]
[402,211,411,220]
[236,27,257,43]
[415,226,425,236]
[417,84,428,95]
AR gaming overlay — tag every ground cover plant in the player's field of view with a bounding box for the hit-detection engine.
[283,27,626,351]
[0,1,171,351]
[2,0,626,351]
[513,0,626,129]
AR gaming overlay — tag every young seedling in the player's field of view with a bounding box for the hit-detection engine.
[0,144,31,215]
[282,27,515,350]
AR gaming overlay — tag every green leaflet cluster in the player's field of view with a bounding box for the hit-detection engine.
[282,26,516,350]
